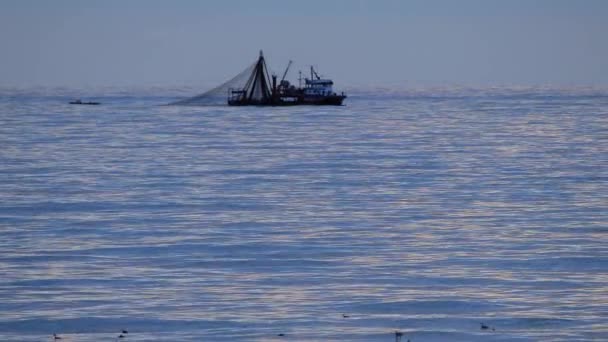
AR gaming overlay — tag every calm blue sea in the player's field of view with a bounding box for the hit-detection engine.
[1,87,607,341]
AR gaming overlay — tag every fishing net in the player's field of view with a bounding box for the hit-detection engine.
[168,61,257,106]
[239,54,272,103]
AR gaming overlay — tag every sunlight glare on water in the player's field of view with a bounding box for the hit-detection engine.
[0,87,607,341]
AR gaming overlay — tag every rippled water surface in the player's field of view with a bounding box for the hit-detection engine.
[1,88,607,341]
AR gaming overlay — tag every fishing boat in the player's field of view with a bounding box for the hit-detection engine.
[227,51,346,106]
[69,99,100,105]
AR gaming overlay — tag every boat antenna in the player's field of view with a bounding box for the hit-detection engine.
[298,70,302,88]
[311,66,321,80]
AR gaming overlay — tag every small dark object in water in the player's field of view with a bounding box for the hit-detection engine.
[118,334,125,338]
[69,99,100,105]
[480,322,489,330]
[395,330,403,342]
[122,330,128,334]
[342,313,350,318]
[277,333,285,336]
[53,334,62,340]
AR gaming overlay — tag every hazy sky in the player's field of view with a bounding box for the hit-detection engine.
[1,0,607,87]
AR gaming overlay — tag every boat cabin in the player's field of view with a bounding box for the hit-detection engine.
[304,79,335,96]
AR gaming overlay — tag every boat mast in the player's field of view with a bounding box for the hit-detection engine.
[281,60,293,83]
[241,50,272,102]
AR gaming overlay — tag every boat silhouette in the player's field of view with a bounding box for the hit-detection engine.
[69,99,100,105]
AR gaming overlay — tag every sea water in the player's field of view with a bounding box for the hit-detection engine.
[0,87,607,341]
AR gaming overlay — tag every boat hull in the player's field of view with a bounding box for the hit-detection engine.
[299,94,346,106]
[228,95,346,106]
[69,101,100,105]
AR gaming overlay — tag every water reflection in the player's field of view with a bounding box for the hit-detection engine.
[0,89,607,341]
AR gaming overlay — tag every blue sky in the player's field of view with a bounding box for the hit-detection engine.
[1,0,607,87]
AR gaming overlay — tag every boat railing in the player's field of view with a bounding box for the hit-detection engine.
[228,88,246,101]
